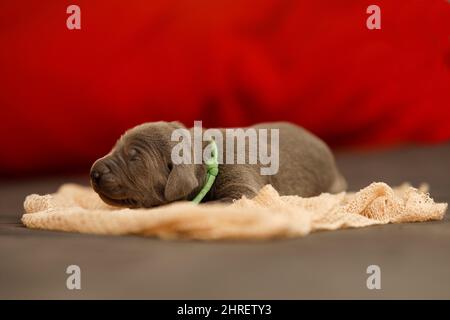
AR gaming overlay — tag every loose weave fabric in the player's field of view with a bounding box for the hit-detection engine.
[22,182,447,240]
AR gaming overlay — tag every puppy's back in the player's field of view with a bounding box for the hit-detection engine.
[252,122,345,197]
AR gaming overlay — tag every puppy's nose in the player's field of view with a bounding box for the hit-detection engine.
[90,162,111,186]
[90,170,101,184]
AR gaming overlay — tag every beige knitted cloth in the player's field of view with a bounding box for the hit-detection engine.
[22,182,447,240]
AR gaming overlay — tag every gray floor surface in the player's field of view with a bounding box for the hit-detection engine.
[0,144,449,299]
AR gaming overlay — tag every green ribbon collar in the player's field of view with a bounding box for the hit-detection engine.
[191,140,219,204]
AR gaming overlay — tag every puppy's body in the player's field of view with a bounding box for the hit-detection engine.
[91,121,346,208]
[209,122,346,202]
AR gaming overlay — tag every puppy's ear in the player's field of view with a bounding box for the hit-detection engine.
[164,164,199,202]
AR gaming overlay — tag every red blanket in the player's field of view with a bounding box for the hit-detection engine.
[1,1,449,176]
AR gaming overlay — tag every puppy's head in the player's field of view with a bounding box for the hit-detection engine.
[90,121,200,208]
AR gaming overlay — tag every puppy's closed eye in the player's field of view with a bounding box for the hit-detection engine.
[127,148,140,162]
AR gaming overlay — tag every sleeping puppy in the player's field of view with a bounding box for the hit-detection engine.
[90,121,346,208]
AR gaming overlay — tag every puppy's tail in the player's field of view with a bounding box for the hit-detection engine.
[329,171,347,193]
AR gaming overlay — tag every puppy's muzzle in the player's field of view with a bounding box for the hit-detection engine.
[90,161,116,190]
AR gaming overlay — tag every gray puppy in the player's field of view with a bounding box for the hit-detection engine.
[90,121,346,208]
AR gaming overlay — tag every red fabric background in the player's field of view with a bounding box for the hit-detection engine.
[1,0,449,177]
